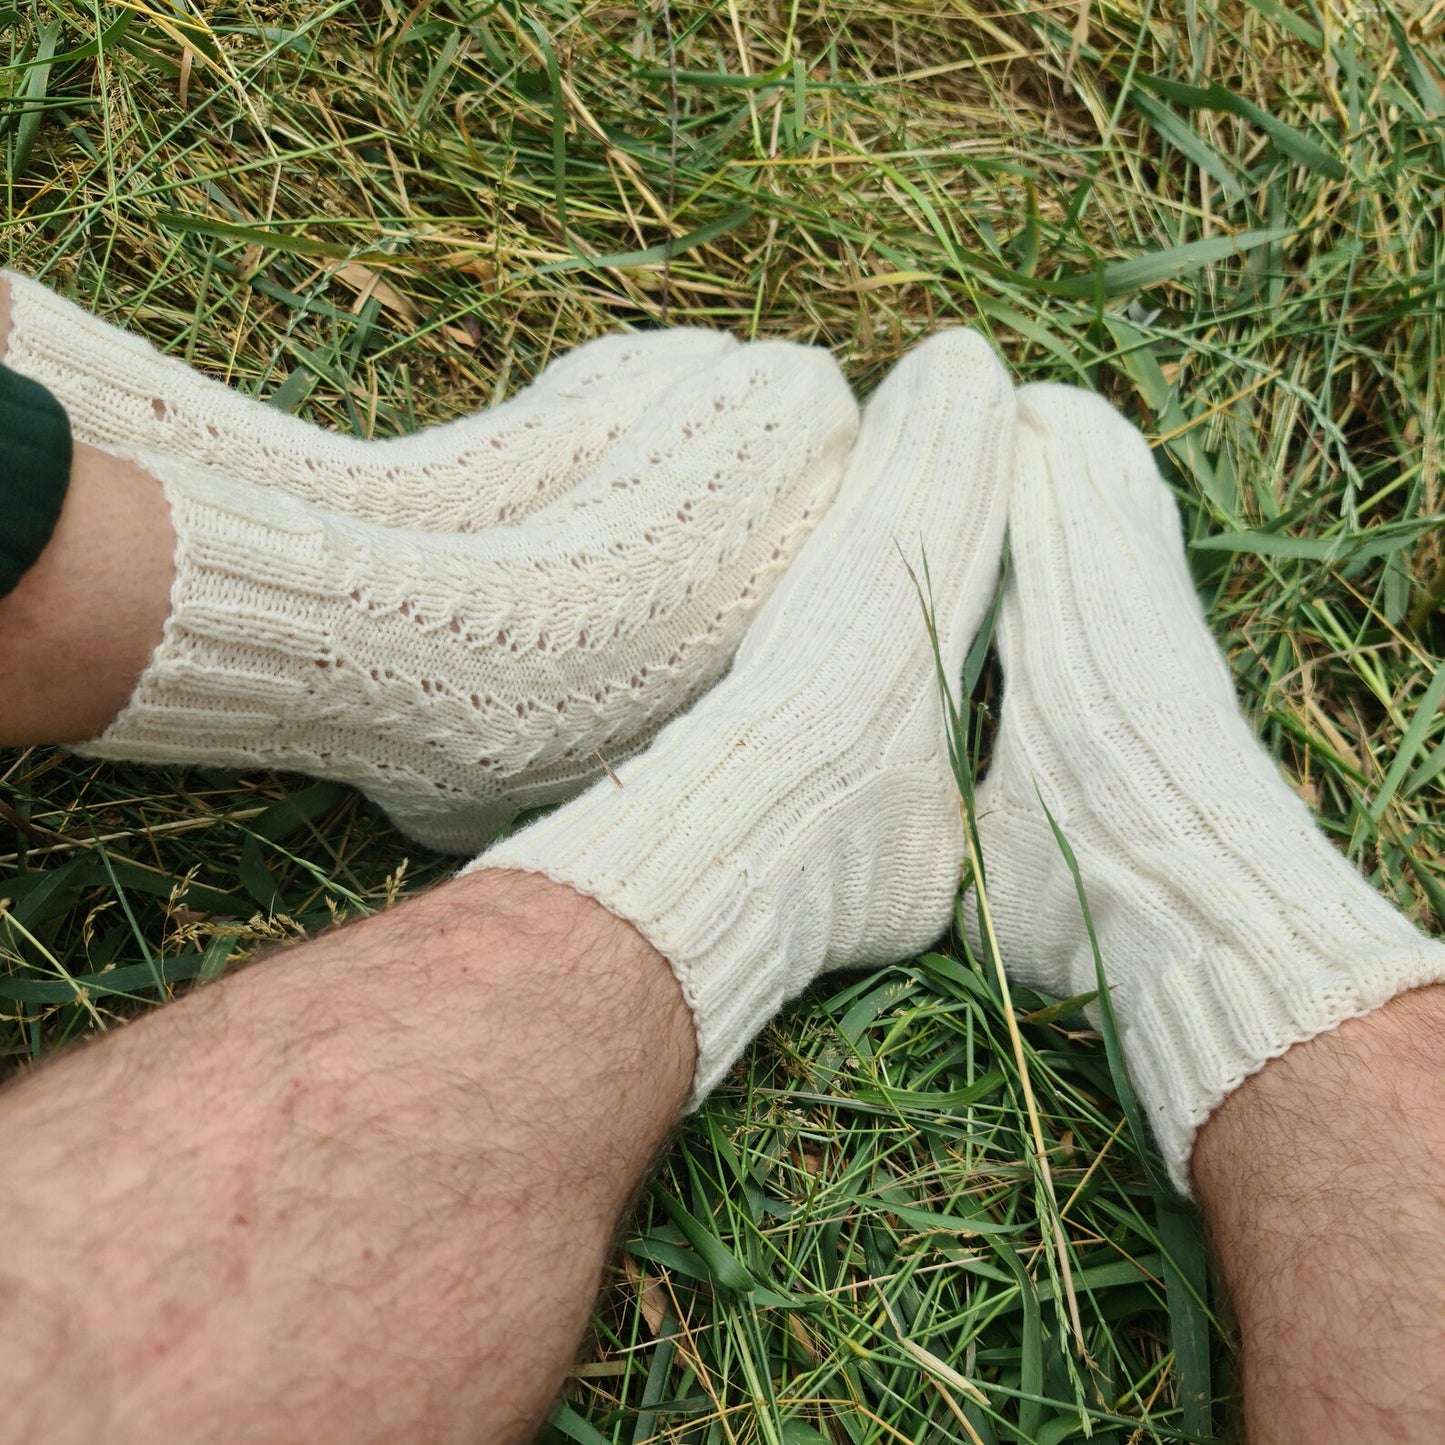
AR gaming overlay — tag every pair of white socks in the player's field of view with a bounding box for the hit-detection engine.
[477,343,1445,1192]
[10,272,1441,1189]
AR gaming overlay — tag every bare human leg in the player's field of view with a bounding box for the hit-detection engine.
[1194,984,1445,1441]
[971,382,1445,1439]
[0,329,1016,1444]
[0,867,694,1444]
[0,442,174,744]
[0,289,713,1443]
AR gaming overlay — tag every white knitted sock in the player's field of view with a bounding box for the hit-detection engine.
[1,270,735,528]
[974,382,1445,1193]
[474,330,1015,1097]
[77,342,858,853]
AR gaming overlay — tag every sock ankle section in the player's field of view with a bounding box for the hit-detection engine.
[75,342,859,853]
[1,271,736,529]
[973,382,1445,1193]
[474,330,1015,1099]
[0,362,72,600]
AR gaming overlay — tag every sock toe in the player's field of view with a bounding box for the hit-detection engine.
[1018,381,1189,551]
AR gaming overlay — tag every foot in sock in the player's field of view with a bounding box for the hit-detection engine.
[76,342,859,854]
[972,383,1445,1192]
[475,329,1015,1097]
[0,270,735,529]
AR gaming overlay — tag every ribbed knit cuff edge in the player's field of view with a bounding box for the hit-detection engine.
[1134,940,1445,1197]
[463,849,722,1105]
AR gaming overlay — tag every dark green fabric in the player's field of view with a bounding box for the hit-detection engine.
[0,362,72,601]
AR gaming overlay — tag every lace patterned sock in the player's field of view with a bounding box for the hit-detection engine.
[1,270,735,529]
[972,382,1445,1193]
[470,331,1015,1096]
[77,341,859,853]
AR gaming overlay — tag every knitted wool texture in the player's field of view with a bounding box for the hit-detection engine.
[77,342,859,853]
[1,270,737,529]
[475,330,1014,1098]
[973,383,1445,1194]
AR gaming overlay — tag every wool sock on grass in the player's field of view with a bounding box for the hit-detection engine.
[473,330,1015,1097]
[1,270,735,529]
[971,382,1445,1193]
[0,362,72,600]
[77,342,858,853]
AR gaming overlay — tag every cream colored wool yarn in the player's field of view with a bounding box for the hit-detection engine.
[972,383,1445,1193]
[1,269,737,529]
[76,341,857,853]
[475,330,1015,1099]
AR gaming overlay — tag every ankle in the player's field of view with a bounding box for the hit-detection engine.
[1195,984,1445,1196]
[0,443,173,746]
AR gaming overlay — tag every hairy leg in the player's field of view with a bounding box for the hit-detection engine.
[1194,983,1445,1441]
[0,868,694,1444]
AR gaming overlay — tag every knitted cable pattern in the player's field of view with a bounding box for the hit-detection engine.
[77,341,859,853]
[2,270,737,530]
[474,330,1015,1095]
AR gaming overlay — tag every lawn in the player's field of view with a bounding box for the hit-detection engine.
[2,2,1443,1440]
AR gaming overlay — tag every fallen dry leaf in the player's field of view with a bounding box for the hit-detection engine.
[333,262,421,324]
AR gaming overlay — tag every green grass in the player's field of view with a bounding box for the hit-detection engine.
[2,2,1443,1440]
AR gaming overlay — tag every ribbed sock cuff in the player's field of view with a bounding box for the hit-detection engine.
[1130,934,1445,1194]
